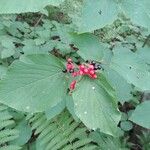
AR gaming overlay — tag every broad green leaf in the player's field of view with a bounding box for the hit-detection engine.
[1,48,15,59]
[71,33,104,61]
[0,54,68,113]
[110,47,150,91]
[91,131,128,150]
[66,95,79,121]
[11,119,32,146]
[136,47,150,64]
[72,0,118,33]
[45,100,65,120]
[0,66,7,79]
[120,121,133,131]
[130,101,150,129]
[0,0,64,14]
[0,36,16,58]
[72,75,121,136]
[119,0,150,30]
[105,69,132,104]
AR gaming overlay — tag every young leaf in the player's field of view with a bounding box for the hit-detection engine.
[119,0,150,30]
[0,54,68,113]
[45,100,65,120]
[110,47,150,91]
[72,75,121,136]
[72,0,119,33]
[0,0,64,14]
[120,121,133,131]
[11,119,32,146]
[71,33,104,61]
[130,101,150,129]
[104,69,132,104]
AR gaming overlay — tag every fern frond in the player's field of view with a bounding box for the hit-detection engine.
[0,104,21,150]
[91,131,130,150]
[27,110,97,150]
[137,130,150,150]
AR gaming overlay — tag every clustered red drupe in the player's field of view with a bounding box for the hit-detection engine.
[63,58,102,91]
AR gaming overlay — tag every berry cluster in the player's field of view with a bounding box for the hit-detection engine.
[64,58,102,90]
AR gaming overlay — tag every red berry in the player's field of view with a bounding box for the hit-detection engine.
[79,70,84,75]
[67,63,74,71]
[67,58,72,63]
[88,64,94,70]
[92,74,97,79]
[79,64,85,70]
[83,68,88,73]
[72,72,78,77]
[70,80,77,90]
[89,70,95,75]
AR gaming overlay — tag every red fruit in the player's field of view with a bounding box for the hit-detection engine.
[72,72,78,77]
[79,64,85,70]
[89,70,95,75]
[83,68,88,73]
[67,58,72,63]
[70,80,77,90]
[67,63,74,71]
[79,70,84,75]
[88,64,94,70]
[92,74,97,79]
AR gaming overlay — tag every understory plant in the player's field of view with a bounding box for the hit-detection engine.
[0,0,150,149]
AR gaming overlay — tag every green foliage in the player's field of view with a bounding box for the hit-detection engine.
[0,54,68,112]
[71,0,119,33]
[0,0,64,14]
[73,75,121,136]
[130,101,150,129]
[27,111,98,150]
[110,47,150,91]
[0,0,149,149]
[118,0,150,30]
[137,131,150,150]
[70,33,104,61]
[0,104,21,149]
[104,69,132,104]
[91,131,131,150]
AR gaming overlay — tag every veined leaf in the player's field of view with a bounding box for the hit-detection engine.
[11,119,32,146]
[72,75,121,136]
[72,0,119,33]
[130,101,150,129]
[136,47,150,64]
[0,0,64,14]
[71,33,104,61]
[104,69,132,104]
[0,54,68,113]
[119,0,150,30]
[110,47,150,91]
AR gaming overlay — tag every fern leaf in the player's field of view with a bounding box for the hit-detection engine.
[28,110,98,150]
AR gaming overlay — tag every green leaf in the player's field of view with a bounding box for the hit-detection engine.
[136,47,150,64]
[110,47,150,91]
[66,95,79,121]
[72,75,121,136]
[45,100,65,120]
[0,66,7,79]
[119,0,150,30]
[72,0,119,33]
[130,101,150,129]
[1,48,15,59]
[0,36,16,58]
[120,121,133,131]
[71,33,104,61]
[0,54,68,113]
[0,0,64,14]
[11,119,32,146]
[104,69,132,104]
